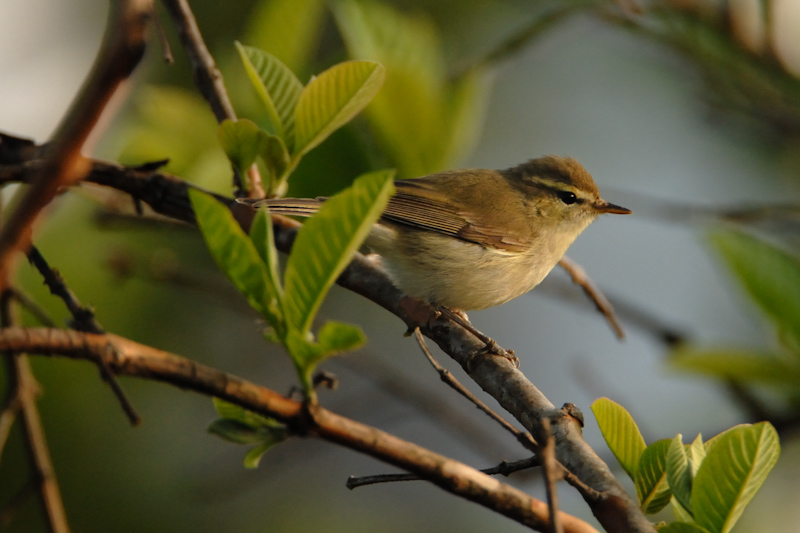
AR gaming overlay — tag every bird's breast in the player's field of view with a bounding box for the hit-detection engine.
[366,227,563,310]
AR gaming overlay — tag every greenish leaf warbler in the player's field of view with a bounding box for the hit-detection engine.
[242,156,630,312]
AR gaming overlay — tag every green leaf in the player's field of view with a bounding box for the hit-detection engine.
[189,190,278,325]
[692,422,780,533]
[670,499,696,524]
[244,439,283,469]
[249,209,284,305]
[236,42,304,146]
[258,132,290,183]
[687,433,706,477]
[671,348,800,385]
[283,322,365,394]
[591,397,647,480]
[218,119,261,175]
[243,0,326,74]
[658,523,709,533]
[283,169,395,333]
[293,60,385,158]
[208,418,267,445]
[666,434,694,515]
[317,321,366,354]
[636,439,673,514]
[212,397,279,429]
[711,230,800,352]
[284,327,324,392]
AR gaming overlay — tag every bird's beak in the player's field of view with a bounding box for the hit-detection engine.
[594,201,632,215]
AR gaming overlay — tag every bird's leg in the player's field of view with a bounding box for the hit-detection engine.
[437,307,519,368]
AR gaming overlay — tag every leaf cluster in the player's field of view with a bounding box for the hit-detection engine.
[592,398,780,533]
[191,43,398,464]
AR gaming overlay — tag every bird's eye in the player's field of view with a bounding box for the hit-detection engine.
[557,191,578,205]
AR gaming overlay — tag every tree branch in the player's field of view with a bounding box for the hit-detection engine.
[0,326,601,533]
[0,0,153,292]
[1,295,70,533]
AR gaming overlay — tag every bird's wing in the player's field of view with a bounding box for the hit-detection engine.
[239,197,324,217]
[382,178,529,253]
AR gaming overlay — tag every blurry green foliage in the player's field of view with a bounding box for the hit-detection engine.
[672,230,800,411]
[332,0,492,178]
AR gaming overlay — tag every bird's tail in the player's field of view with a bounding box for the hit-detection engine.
[236,197,324,218]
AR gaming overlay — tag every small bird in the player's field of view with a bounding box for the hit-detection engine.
[246,156,630,312]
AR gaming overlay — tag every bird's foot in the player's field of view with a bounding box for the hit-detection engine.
[437,306,520,368]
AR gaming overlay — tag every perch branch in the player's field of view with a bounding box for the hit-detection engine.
[0,326,600,533]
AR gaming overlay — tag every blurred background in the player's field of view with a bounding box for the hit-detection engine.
[2,0,800,531]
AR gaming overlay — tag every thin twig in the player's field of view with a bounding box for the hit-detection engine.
[334,354,521,461]
[413,328,537,453]
[558,256,625,340]
[152,5,174,64]
[413,328,604,504]
[347,456,539,489]
[27,247,103,334]
[0,397,21,465]
[8,287,57,328]
[1,293,70,533]
[26,247,141,425]
[160,0,265,199]
[536,418,563,533]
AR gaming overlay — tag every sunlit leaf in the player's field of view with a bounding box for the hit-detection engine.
[666,434,694,515]
[293,60,385,158]
[687,433,706,477]
[189,190,278,325]
[236,42,304,146]
[692,422,780,533]
[249,209,284,306]
[591,397,647,480]
[283,170,394,333]
[636,439,673,514]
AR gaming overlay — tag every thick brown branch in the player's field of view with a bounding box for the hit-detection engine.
[0,327,600,533]
[0,1,153,290]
